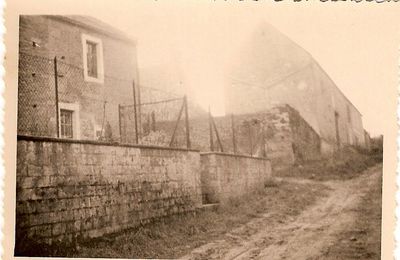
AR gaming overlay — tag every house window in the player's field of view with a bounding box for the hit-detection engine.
[86,41,98,78]
[58,102,80,139]
[82,34,104,83]
[60,109,73,138]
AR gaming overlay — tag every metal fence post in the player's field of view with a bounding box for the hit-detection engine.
[184,95,191,149]
[248,124,253,156]
[231,113,237,154]
[151,111,156,132]
[262,125,267,158]
[53,56,60,138]
[118,104,123,143]
[169,97,185,147]
[209,106,214,151]
[132,80,139,144]
[211,116,224,153]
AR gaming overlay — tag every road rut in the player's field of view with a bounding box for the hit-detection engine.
[181,164,382,260]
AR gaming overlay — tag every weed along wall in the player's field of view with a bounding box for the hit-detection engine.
[16,135,202,245]
[200,152,272,204]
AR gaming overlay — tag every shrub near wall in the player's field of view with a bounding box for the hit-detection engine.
[15,135,201,246]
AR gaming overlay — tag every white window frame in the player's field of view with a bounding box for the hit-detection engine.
[59,102,80,139]
[81,34,104,84]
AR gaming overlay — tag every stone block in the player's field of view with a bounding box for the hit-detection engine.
[34,224,53,238]
[52,222,66,236]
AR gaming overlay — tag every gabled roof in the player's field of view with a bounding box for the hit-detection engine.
[46,15,136,45]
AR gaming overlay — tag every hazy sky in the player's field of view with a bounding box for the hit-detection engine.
[89,2,399,137]
[10,1,400,136]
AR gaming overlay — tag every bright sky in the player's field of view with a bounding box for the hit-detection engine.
[10,1,400,136]
[91,2,399,137]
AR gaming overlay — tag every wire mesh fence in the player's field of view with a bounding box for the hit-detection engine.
[189,112,267,156]
[18,52,267,155]
[119,96,190,148]
[17,52,192,149]
[18,52,134,142]
[18,53,58,137]
[56,56,133,142]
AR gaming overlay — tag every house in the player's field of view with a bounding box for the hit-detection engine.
[224,22,367,155]
[18,15,139,141]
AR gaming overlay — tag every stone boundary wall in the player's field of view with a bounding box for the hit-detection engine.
[16,135,201,245]
[200,152,272,204]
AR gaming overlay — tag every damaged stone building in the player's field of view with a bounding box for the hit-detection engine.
[173,23,368,167]
[224,23,367,156]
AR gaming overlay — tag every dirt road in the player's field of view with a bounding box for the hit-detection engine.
[181,164,382,260]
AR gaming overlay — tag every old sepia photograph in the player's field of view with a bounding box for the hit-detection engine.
[3,1,398,259]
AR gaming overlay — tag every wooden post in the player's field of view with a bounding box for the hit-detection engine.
[211,116,224,152]
[231,114,237,154]
[132,80,139,144]
[118,104,123,143]
[248,124,253,156]
[262,126,267,157]
[209,106,214,151]
[136,72,142,135]
[53,56,60,138]
[184,96,191,149]
[169,98,185,147]
[151,111,156,132]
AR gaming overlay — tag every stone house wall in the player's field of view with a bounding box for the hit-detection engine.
[18,15,138,141]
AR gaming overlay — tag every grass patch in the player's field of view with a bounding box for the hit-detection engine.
[319,170,382,259]
[74,181,326,259]
[275,147,382,181]
[17,179,327,258]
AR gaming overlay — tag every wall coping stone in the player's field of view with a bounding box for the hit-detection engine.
[17,135,200,152]
[200,151,269,161]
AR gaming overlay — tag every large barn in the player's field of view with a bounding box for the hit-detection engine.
[224,23,366,154]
